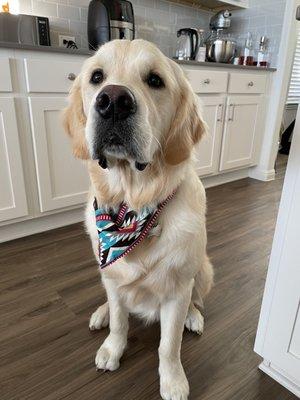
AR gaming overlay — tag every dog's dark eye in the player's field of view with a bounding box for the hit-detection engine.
[90,69,104,85]
[147,73,164,89]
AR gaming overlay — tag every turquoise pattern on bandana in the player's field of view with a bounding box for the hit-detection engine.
[94,191,176,269]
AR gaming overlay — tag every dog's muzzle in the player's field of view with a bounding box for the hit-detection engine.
[93,85,149,171]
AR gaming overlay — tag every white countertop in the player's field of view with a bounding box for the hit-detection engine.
[175,59,276,72]
[0,41,276,71]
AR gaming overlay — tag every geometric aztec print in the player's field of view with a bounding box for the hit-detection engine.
[94,190,176,269]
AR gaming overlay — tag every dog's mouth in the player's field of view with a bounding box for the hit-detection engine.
[97,154,149,171]
[91,118,150,172]
[93,127,149,172]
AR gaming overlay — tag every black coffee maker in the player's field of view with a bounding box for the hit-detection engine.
[88,0,135,50]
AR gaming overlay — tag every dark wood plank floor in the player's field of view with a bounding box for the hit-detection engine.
[0,154,296,400]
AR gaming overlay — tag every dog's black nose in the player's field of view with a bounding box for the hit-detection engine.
[95,85,137,120]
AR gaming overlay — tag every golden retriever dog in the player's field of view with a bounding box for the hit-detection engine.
[63,39,213,400]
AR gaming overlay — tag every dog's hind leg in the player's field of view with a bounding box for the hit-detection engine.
[192,255,214,308]
[89,302,109,331]
[185,255,214,335]
[185,302,204,335]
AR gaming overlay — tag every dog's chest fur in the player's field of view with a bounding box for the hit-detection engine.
[85,175,207,322]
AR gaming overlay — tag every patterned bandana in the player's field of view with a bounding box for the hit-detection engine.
[94,191,176,269]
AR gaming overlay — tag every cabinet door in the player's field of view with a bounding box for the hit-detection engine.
[195,96,225,176]
[220,95,262,171]
[29,97,89,212]
[256,106,300,388]
[0,58,12,92]
[0,98,28,222]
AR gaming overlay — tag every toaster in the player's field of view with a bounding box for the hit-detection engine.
[0,13,51,46]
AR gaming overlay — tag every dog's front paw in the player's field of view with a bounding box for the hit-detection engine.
[95,345,120,371]
[159,364,189,400]
[89,302,109,331]
[95,333,127,372]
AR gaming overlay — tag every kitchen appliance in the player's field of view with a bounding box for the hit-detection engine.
[209,9,232,31]
[206,10,235,63]
[176,28,198,60]
[0,13,51,46]
[88,0,134,50]
[206,32,236,63]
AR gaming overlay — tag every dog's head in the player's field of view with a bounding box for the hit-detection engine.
[63,39,206,170]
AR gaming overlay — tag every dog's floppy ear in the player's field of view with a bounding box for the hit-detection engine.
[164,66,206,166]
[63,76,90,159]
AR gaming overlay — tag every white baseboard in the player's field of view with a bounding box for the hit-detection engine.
[0,207,85,243]
[202,168,249,188]
[259,361,300,398]
[248,167,276,181]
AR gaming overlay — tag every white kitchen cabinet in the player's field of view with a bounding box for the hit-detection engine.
[255,106,300,397]
[220,95,262,171]
[28,97,89,212]
[0,58,12,92]
[195,96,225,176]
[0,98,28,222]
[186,69,228,94]
[24,58,82,93]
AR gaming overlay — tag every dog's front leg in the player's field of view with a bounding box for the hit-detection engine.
[95,278,128,371]
[159,280,193,400]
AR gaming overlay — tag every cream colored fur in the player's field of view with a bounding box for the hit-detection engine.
[64,39,213,400]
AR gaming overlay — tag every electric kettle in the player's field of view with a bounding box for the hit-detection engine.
[176,28,199,60]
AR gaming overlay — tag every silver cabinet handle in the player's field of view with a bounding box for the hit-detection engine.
[248,81,254,87]
[203,78,210,84]
[68,73,76,81]
[228,104,235,121]
[217,103,223,122]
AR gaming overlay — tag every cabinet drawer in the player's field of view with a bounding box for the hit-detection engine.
[228,73,267,94]
[185,69,228,93]
[24,59,83,93]
[0,58,12,92]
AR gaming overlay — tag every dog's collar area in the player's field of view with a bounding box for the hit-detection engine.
[94,190,176,269]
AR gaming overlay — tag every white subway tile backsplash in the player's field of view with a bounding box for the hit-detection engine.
[248,15,266,28]
[67,0,90,7]
[133,5,146,18]
[32,1,57,17]
[154,0,169,12]
[48,16,69,32]
[58,4,80,21]
[80,7,88,22]
[18,0,32,14]
[69,20,87,35]
[17,0,285,66]
[47,0,68,4]
[138,0,155,8]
